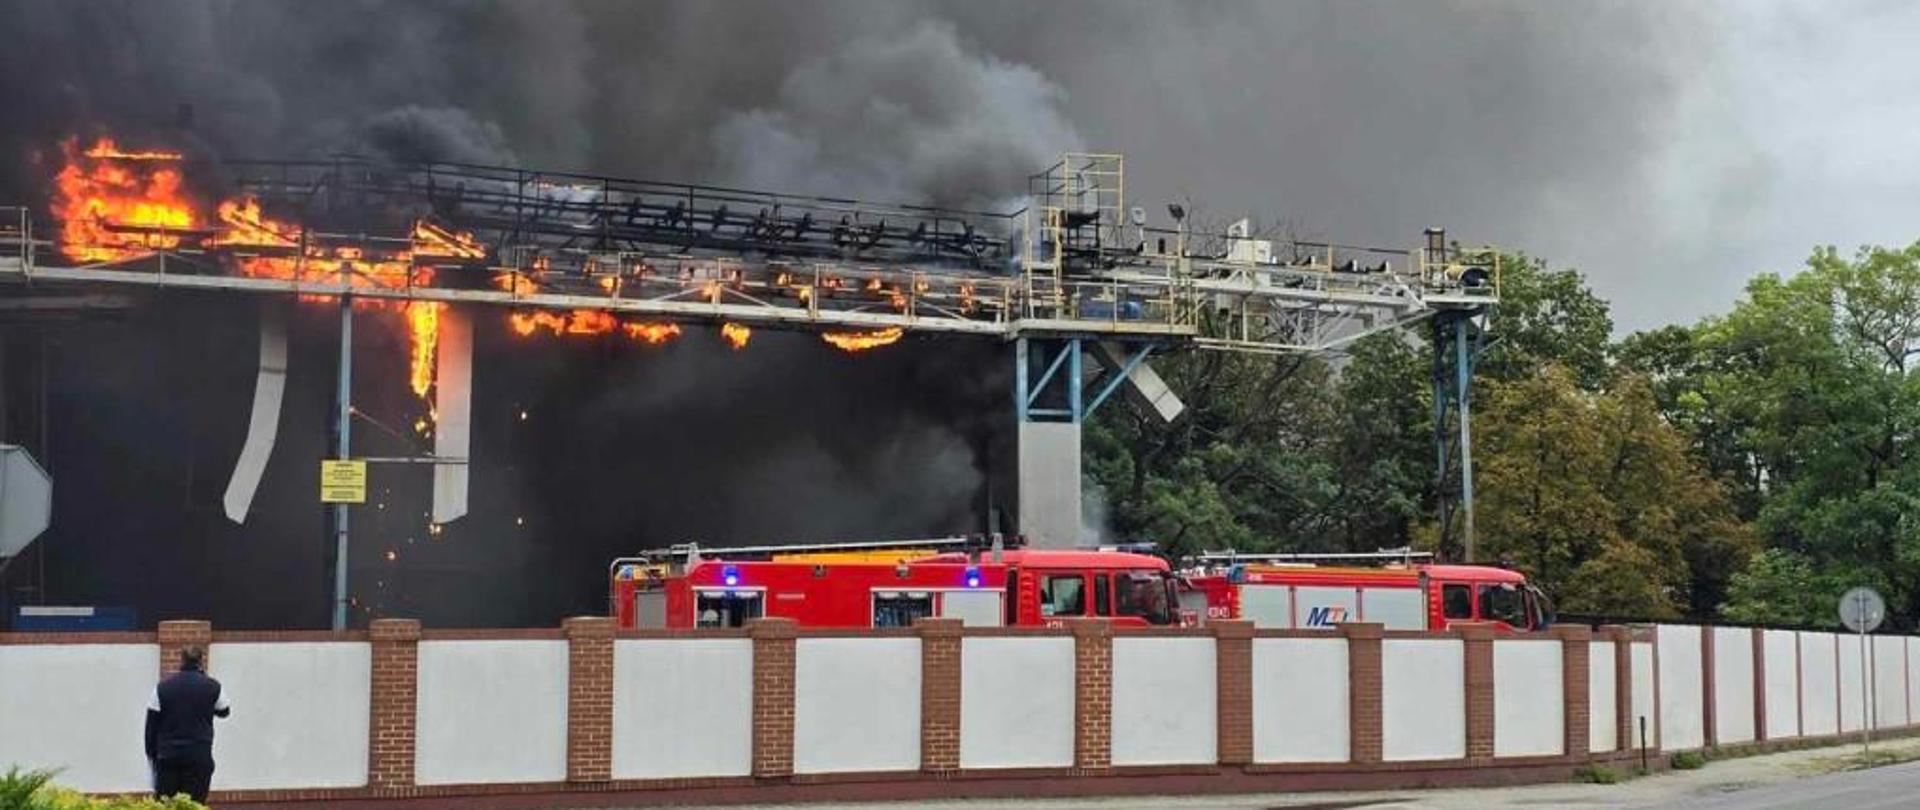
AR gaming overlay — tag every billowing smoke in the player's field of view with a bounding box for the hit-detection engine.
[0,1,1713,627]
[710,20,1081,206]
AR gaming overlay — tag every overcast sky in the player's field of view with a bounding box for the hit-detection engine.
[962,1,1920,333]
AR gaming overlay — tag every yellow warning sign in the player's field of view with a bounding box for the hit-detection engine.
[320,459,367,504]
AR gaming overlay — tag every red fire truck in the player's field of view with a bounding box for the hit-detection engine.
[1180,550,1552,632]
[610,537,1184,629]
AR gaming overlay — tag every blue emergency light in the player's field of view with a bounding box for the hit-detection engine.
[964,566,981,588]
[722,565,740,587]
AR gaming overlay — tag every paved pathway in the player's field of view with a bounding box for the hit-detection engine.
[643,737,1920,810]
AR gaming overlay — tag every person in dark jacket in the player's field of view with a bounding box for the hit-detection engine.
[145,645,230,802]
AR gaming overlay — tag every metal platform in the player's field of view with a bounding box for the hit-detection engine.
[1,152,1496,351]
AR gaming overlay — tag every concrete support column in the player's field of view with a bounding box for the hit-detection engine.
[1212,620,1254,766]
[748,618,797,779]
[1072,620,1113,770]
[1340,622,1384,764]
[563,616,615,783]
[917,618,964,773]
[368,618,420,789]
[1552,624,1592,758]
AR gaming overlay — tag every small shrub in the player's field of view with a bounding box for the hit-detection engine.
[0,768,203,810]
[1671,751,1708,770]
[1572,765,1621,784]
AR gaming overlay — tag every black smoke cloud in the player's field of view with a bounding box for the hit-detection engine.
[0,1,1707,627]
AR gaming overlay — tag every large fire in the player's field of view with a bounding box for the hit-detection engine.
[49,136,915,411]
[54,138,197,263]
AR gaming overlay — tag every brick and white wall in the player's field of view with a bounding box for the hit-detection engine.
[8,619,1920,805]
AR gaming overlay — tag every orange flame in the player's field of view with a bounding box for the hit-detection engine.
[822,326,905,352]
[721,322,751,350]
[83,141,183,161]
[406,302,443,398]
[510,309,682,345]
[53,138,197,262]
[492,271,540,295]
[623,322,682,344]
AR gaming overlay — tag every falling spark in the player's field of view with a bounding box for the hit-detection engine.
[822,326,905,352]
[518,409,529,421]
[721,322,751,350]
[384,550,398,562]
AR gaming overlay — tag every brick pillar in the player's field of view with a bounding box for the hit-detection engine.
[1552,624,1592,758]
[564,616,616,783]
[368,618,420,789]
[1213,620,1255,766]
[1701,628,1717,748]
[1340,622,1384,764]
[1462,625,1495,762]
[917,618,963,773]
[748,618,797,779]
[1751,628,1768,742]
[157,620,212,676]
[1603,626,1633,752]
[1071,620,1113,770]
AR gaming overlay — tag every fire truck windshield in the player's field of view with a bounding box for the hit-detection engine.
[1116,573,1176,625]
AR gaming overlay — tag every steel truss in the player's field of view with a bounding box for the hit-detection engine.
[1,153,1495,352]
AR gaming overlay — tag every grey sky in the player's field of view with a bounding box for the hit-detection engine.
[960,1,1920,333]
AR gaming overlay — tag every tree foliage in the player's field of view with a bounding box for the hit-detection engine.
[1089,239,1920,628]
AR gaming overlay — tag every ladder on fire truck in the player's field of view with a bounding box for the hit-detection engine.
[610,534,1024,577]
[1188,547,1434,570]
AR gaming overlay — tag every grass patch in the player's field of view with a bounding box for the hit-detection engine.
[1572,765,1622,784]
[1671,751,1709,770]
[1801,744,1920,775]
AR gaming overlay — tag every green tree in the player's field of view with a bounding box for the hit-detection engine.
[1478,253,1615,388]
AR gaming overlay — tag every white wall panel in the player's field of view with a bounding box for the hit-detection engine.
[1589,641,1617,752]
[1493,640,1562,757]
[1908,639,1920,729]
[1800,632,1839,736]
[0,644,158,793]
[960,637,1074,769]
[1656,625,1704,750]
[794,638,920,774]
[1631,641,1657,749]
[415,640,568,785]
[1840,633,1867,733]
[1762,630,1799,740]
[210,642,371,789]
[611,639,752,779]
[1252,638,1348,763]
[1111,637,1216,766]
[1873,635,1905,729]
[1711,627,1755,745]
[1382,639,1464,761]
